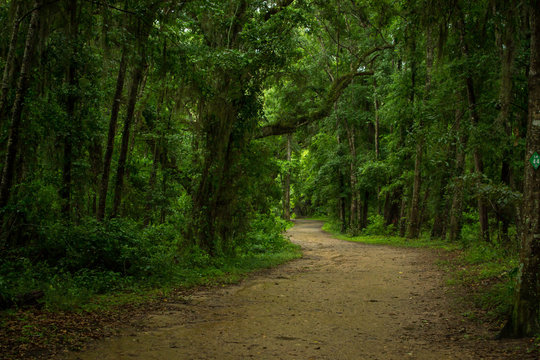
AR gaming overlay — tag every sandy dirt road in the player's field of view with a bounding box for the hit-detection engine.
[66,220,534,360]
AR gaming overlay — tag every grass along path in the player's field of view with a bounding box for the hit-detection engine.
[0,243,301,360]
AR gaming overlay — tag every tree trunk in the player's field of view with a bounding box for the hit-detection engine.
[399,195,408,237]
[0,0,41,209]
[283,134,292,221]
[496,7,516,243]
[373,79,381,214]
[384,188,401,227]
[97,49,127,221]
[448,108,467,242]
[160,172,167,224]
[360,191,369,229]
[373,80,380,161]
[418,187,430,232]
[408,28,433,239]
[60,0,79,218]
[144,66,166,225]
[431,178,449,239]
[339,184,347,233]
[345,122,359,233]
[111,57,145,218]
[407,84,421,236]
[503,0,540,337]
[191,96,238,254]
[459,17,490,242]
[471,116,490,242]
[448,150,466,242]
[89,140,102,216]
[336,134,347,233]
[407,143,423,238]
[144,138,159,226]
[0,1,23,121]
[110,12,155,218]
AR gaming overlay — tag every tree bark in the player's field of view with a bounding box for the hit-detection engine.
[448,107,467,242]
[503,0,540,337]
[96,1,128,221]
[336,133,347,233]
[360,190,369,230]
[0,1,23,121]
[97,49,127,221]
[399,195,408,237]
[495,5,516,243]
[373,80,380,160]
[283,134,292,221]
[89,140,102,216]
[431,177,450,239]
[345,121,359,233]
[448,150,466,242]
[407,31,426,239]
[111,56,145,218]
[191,95,238,254]
[0,0,41,209]
[407,143,423,238]
[459,16,490,242]
[60,0,79,218]
[373,79,381,214]
[384,188,401,227]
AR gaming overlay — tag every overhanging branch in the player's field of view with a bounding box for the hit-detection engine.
[264,0,295,21]
[254,70,374,139]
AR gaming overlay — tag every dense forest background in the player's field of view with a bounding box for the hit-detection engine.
[0,0,538,338]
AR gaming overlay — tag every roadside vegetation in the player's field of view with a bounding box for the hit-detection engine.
[0,215,300,358]
[1,216,299,312]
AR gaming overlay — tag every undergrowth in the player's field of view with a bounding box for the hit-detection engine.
[0,216,300,313]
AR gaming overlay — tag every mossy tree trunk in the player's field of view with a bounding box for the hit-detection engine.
[504,0,540,338]
[0,1,22,121]
[191,91,240,254]
[0,0,41,209]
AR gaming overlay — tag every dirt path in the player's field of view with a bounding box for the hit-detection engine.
[65,220,534,360]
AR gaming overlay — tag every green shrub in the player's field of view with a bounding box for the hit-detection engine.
[362,214,396,236]
[1,213,300,311]
[0,258,48,307]
[244,214,290,254]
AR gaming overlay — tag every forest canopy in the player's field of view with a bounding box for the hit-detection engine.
[0,0,538,338]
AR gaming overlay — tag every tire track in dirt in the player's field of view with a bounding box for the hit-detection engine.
[65,220,534,360]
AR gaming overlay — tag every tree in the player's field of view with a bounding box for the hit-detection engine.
[97,49,127,221]
[503,0,540,338]
[282,134,292,221]
[0,0,42,209]
[111,22,150,218]
[59,0,81,218]
[0,0,23,120]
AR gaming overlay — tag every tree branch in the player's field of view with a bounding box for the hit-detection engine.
[254,70,373,139]
[264,0,295,21]
[17,0,61,26]
[253,43,394,140]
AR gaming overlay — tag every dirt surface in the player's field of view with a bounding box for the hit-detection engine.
[64,220,535,360]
